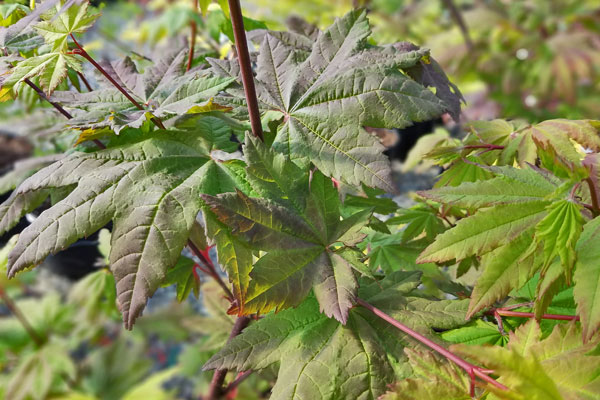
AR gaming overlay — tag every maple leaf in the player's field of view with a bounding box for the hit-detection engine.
[35,1,99,52]
[453,321,600,400]
[0,120,246,328]
[417,166,560,264]
[208,9,456,190]
[203,137,372,323]
[2,52,82,95]
[203,272,470,400]
[52,48,235,133]
[381,349,472,400]
[574,216,600,341]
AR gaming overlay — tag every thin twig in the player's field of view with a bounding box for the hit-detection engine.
[187,240,234,302]
[77,71,93,92]
[0,288,44,346]
[70,34,144,110]
[357,298,508,396]
[463,144,505,151]
[69,34,166,130]
[441,0,473,50]
[223,370,253,397]
[24,78,73,119]
[23,78,105,149]
[495,310,579,321]
[187,0,198,72]
[227,0,264,141]
[206,316,251,400]
[585,177,600,217]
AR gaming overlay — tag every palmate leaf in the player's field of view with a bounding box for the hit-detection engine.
[0,120,245,328]
[203,169,368,323]
[203,272,470,400]
[381,349,471,400]
[453,321,600,400]
[2,52,82,96]
[574,216,600,341]
[35,1,99,52]
[53,48,235,133]
[417,166,560,264]
[209,9,457,190]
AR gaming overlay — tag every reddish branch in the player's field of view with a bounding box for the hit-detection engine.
[69,34,166,130]
[187,240,234,302]
[77,71,93,92]
[357,298,508,397]
[23,78,106,149]
[441,0,473,50]
[0,288,44,346]
[585,177,600,217]
[187,0,198,72]
[206,316,251,400]
[227,0,264,141]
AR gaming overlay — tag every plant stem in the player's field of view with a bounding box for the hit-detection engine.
[187,0,198,72]
[206,316,251,400]
[70,35,145,110]
[69,34,167,130]
[585,177,600,217]
[357,298,508,396]
[441,0,473,50]
[222,370,253,397]
[227,0,264,141]
[463,144,505,150]
[0,288,44,346]
[495,309,579,321]
[77,71,93,92]
[187,240,234,302]
[23,78,105,149]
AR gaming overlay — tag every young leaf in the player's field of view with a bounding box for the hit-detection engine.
[441,320,508,346]
[162,255,200,302]
[35,1,99,52]
[534,199,584,274]
[381,349,471,400]
[417,201,550,264]
[454,321,600,399]
[574,216,600,341]
[204,272,470,400]
[210,10,457,190]
[3,52,82,95]
[0,125,244,329]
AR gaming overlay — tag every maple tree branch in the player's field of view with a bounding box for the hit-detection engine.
[0,288,44,346]
[206,316,252,400]
[69,34,167,131]
[227,0,264,141]
[585,177,600,217]
[463,144,505,151]
[187,0,198,72]
[77,71,93,92]
[23,78,106,149]
[494,309,579,321]
[187,240,234,302]
[357,298,508,396]
[441,0,473,50]
[222,370,253,397]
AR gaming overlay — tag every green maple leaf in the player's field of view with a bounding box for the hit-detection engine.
[0,119,245,328]
[209,9,456,190]
[440,320,508,346]
[203,272,470,400]
[574,216,600,341]
[161,255,200,302]
[534,199,585,275]
[381,349,471,400]
[53,49,235,133]
[203,138,372,322]
[453,321,600,400]
[417,166,560,264]
[35,1,99,52]
[3,52,82,95]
